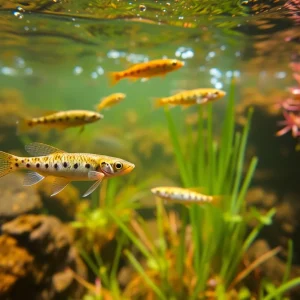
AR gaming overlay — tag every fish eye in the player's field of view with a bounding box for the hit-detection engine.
[214,91,219,95]
[114,162,123,170]
[172,60,177,66]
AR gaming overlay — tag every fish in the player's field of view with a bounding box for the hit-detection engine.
[154,88,226,108]
[151,186,220,205]
[108,58,184,86]
[96,93,126,111]
[0,142,135,197]
[17,110,103,134]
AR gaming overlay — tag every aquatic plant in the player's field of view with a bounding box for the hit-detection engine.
[111,80,300,298]
[71,175,151,251]
[71,175,158,299]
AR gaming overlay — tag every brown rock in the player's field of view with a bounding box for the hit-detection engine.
[38,181,81,221]
[0,235,33,295]
[0,214,87,299]
[0,174,42,222]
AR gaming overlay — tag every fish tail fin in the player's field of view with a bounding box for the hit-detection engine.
[108,72,120,86]
[94,104,102,112]
[153,98,164,109]
[0,151,15,178]
[212,195,226,207]
[16,118,31,135]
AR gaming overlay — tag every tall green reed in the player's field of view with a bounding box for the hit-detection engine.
[78,80,300,299]
[164,80,259,295]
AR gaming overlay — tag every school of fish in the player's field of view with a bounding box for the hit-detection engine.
[0,58,226,198]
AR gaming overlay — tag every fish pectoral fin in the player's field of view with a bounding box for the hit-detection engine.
[78,126,85,134]
[88,171,105,181]
[50,177,70,197]
[181,104,194,110]
[23,171,45,186]
[196,97,208,105]
[82,180,102,198]
[82,171,105,197]
[25,142,66,156]
[129,77,139,82]
[140,77,149,82]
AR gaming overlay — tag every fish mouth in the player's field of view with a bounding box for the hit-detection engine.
[122,163,135,174]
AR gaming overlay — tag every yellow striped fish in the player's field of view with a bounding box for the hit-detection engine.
[154,88,226,108]
[0,142,135,197]
[17,110,103,134]
[96,93,126,111]
[151,186,220,205]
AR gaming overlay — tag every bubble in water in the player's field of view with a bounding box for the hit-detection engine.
[215,82,223,89]
[13,11,23,19]
[73,66,83,75]
[17,6,25,12]
[91,72,98,79]
[97,66,104,75]
[24,67,33,75]
[139,4,146,12]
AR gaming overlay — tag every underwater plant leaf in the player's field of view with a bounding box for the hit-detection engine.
[130,218,155,254]
[196,105,205,185]
[282,239,293,287]
[230,107,254,215]
[164,107,191,187]
[124,250,167,300]
[110,234,126,294]
[242,208,276,253]
[80,248,101,279]
[110,212,155,262]
[206,103,214,193]
[262,278,300,300]
[228,246,281,290]
[216,79,235,192]
[175,206,188,280]
[156,198,167,256]
[67,268,98,294]
[236,156,258,212]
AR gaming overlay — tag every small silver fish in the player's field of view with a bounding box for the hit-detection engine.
[151,186,219,205]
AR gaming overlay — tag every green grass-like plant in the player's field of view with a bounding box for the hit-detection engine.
[112,80,300,299]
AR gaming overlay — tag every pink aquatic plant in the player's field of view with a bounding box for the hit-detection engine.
[275,62,300,139]
[276,111,300,137]
[279,98,300,111]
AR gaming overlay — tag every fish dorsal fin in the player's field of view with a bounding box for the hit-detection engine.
[42,110,58,116]
[186,186,207,193]
[171,89,187,95]
[25,142,66,156]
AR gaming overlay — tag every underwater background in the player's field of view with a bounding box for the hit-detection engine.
[1,0,300,299]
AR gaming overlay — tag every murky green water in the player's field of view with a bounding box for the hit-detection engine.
[0,0,299,191]
[1,1,300,299]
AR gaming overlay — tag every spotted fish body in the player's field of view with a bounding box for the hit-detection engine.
[17,110,103,134]
[96,93,126,111]
[108,59,184,86]
[154,88,226,108]
[151,186,215,205]
[0,142,135,197]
